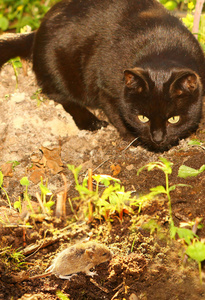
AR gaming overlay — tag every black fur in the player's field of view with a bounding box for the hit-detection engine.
[0,0,205,151]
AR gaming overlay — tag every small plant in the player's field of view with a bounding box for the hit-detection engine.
[9,57,22,89]
[0,171,12,208]
[137,157,189,237]
[31,88,45,106]
[39,178,54,214]
[67,164,135,222]
[11,160,20,170]
[0,246,26,271]
[20,176,34,213]
[186,239,205,284]
[56,290,71,300]
[14,196,22,213]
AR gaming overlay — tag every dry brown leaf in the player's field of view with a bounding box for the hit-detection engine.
[110,164,121,176]
[29,169,45,184]
[1,163,13,177]
[40,146,64,174]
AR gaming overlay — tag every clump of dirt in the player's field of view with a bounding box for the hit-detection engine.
[0,63,205,300]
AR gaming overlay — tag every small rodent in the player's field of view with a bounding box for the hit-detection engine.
[29,241,112,280]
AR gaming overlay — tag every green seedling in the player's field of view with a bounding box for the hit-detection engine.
[14,196,22,213]
[93,182,134,222]
[186,240,205,284]
[67,165,135,222]
[133,186,165,213]
[0,171,12,208]
[39,179,54,214]
[0,246,26,271]
[68,197,78,220]
[20,176,34,213]
[9,57,22,89]
[31,88,44,106]
[67,164,83,191]
[137,157,189,237]
[56,290,71,300]
[142,219,166,239]
[7,160,20,170]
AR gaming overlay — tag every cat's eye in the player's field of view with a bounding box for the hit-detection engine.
[168,116,180,124]
[138,115,149,123]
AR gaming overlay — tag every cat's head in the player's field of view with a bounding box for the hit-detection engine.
[122,67,203,152]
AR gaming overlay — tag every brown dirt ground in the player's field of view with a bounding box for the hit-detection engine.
[0,62,205,300]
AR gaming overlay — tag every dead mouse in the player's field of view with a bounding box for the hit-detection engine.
[29,241,112,280]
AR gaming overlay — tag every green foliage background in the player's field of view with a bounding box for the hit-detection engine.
[0,0,60,32]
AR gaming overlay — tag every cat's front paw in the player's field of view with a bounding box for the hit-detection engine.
[86,119,109,131]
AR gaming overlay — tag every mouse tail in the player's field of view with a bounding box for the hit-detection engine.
[0,31,35,68]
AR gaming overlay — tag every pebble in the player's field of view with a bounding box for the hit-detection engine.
[10,92,26,103]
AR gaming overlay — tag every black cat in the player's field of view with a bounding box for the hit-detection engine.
[0,0,205,151]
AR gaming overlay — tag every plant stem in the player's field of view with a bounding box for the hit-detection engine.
[1,187,12,209]
[199,261,202,285]
[165,172,174,230]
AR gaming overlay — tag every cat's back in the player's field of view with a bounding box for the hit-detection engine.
[37,0,164,35]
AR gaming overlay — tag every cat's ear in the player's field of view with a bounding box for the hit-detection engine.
[171,70,202,96]
[124,68,149,93]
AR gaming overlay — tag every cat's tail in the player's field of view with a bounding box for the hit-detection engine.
[0,32,35,68]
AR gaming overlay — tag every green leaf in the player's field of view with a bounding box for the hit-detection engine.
[44,201,55,209]
[164,1,177,10]
[178,165,205,179]
[176,227,196,245]
[93,174,120,186]
[20,177,30,186]
[188,139,202,146]
[150,185,166,194]
[75,185,93,195]
[0,17,9,31]
[39,183,52,195]
[14,200,21,212]
[186,241,205,262]
[67,164,82,174]
[56,290,70,300]
[170,225,178,239]
[159,157,173,174]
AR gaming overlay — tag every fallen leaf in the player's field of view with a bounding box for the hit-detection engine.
[1,163,13,177]
[29,169,45,184]
[111,164,121,176]
[40,146,64,174]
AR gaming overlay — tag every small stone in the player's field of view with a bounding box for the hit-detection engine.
[129,293,138,300]
[126,164,134,171]
[10,92,26,103]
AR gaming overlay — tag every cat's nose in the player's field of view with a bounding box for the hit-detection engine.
[151,130,164,144]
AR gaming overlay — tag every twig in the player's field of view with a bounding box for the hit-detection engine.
[36,192,47,214]
[61,173,67,216]
[55,174,67,218]
[90,278,109,293]
[192,0,204,38]
[56,192,65,218]
[111,283,124,300]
